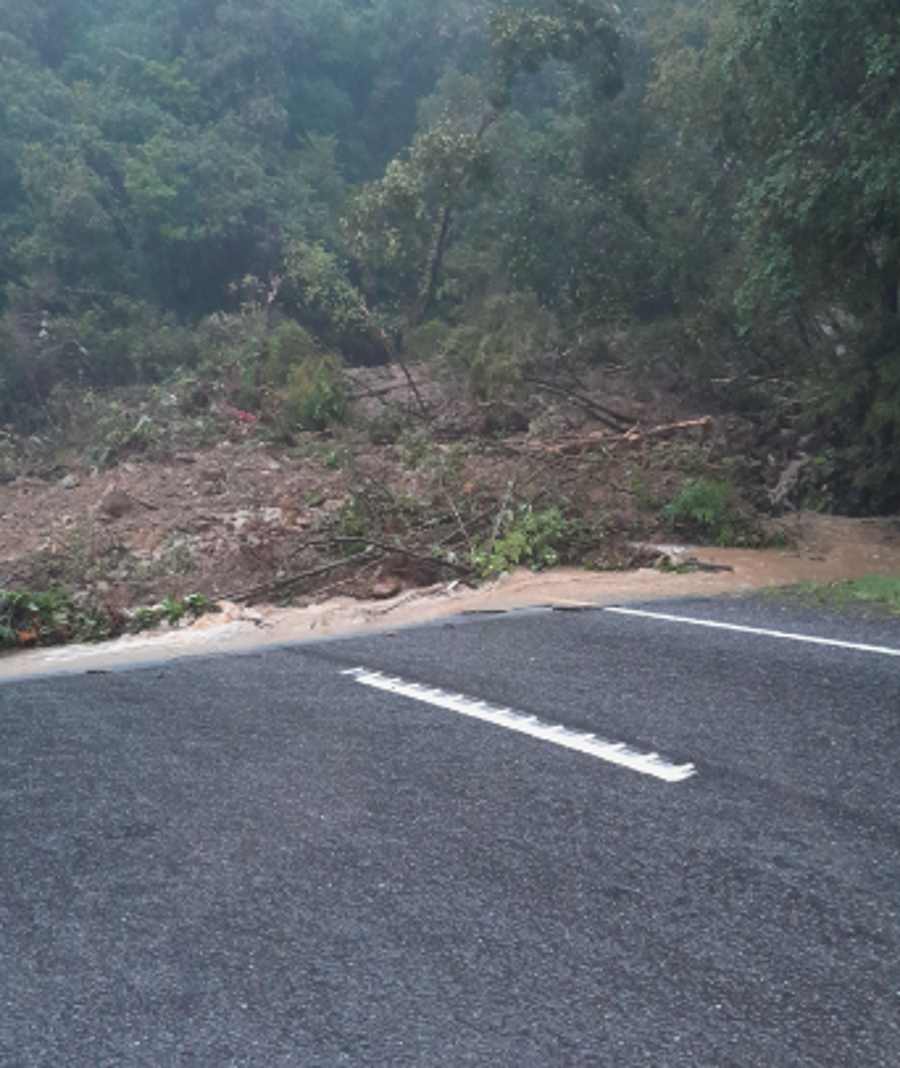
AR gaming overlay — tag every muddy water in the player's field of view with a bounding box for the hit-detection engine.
[3,512,899,680]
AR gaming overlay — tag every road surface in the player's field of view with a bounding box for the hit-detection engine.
[1,595,898,1065]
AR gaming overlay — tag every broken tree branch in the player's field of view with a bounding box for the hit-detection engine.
[524,376,634,431]
[219,549,373,603]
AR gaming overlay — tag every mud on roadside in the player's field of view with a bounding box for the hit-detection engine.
[2,510,899,681]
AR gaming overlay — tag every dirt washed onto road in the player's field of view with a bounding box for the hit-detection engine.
[2,511,898,680]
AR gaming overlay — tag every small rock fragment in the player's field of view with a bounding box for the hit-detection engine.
[99,488,133,519]
[371,578,402,600]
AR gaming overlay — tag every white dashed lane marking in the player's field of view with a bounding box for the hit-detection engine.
[341,667,696,783]
[604,606,900,657]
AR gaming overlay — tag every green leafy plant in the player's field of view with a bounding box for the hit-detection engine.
[474,503,589,578]
[661,475,738,545]
[367,404,405,445]
[440,292,559,403]
[126,592,212,634]
[282,357,348,431]
[183,593,210,618]
[338,493,372,551]
[264,320,320,387]
[0,586,107,648]
[159,595,184,626]
[127,606,157,635]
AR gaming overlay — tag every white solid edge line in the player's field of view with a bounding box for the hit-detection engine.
[604,606,900,657]
[340,667,695,783]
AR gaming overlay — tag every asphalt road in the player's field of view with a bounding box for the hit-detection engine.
[1,595,899,1066]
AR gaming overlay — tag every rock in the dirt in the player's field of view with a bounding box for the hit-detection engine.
[371,578,402,600]
[60,473,80,489]
[99,488,133,519]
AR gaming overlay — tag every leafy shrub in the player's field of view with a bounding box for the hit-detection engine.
[0,587,107,648]
[126,593,210,634]
[397,426,435,470]
[336,494,372,555]
[660,475,739,545]
[194,310,266,411]
[282,356,348,431]
[264,319,320,387]
[5,296,196,405]
[440,292,559,402]
[402,319,452,361]
[474,503,594,578]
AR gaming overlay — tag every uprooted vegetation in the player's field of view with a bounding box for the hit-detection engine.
[0,352,799,649]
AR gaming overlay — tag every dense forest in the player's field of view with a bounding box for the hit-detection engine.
[0,0,898,513]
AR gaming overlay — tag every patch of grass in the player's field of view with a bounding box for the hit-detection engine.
[794,575,900,614]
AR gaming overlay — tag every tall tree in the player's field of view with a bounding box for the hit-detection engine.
[651,0,900,509]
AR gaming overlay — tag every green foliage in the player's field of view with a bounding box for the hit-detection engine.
[341,72,499,323]
[0,0,486,345]
[397,426,435,471]
[805,317,900,513]
[264,320,319,387]
[194,307,264,410]
[794,575,900,615]
[367,403,406,445]
[113,53,203,122]
[0,586,107,648]
[122,132,187,238]
[282,356,348,432]
[728,0,900,328]
[644,0,900,512]
[474,503,596,578]
[338,493,372,551]
[159,595,184,627]
[661,475,740,546]
[126,593,211,635]
[0,291,199,430]
[441,291,559,401]
[48,381,222,468]
[488,0,623,108]
[3,0,900,519]
[835,575,900,613]
[282,241,367,339]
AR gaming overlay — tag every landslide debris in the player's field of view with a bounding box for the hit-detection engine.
[0,362,791,647]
